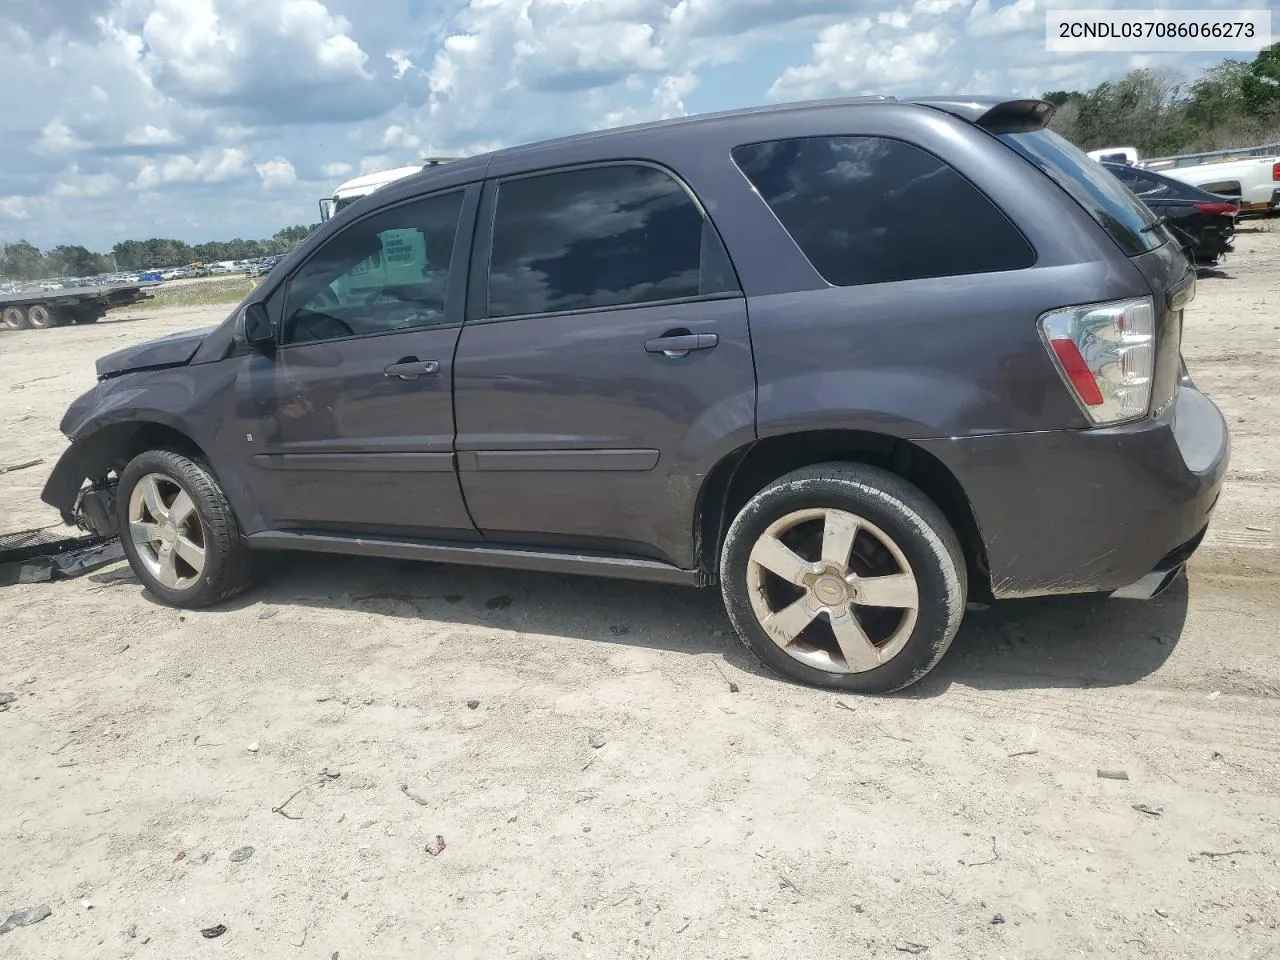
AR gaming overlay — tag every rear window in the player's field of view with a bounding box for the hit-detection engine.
[733,136,1035,287]
[999,129,1165,256]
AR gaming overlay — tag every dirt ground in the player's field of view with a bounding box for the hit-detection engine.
[1,229,1278,960]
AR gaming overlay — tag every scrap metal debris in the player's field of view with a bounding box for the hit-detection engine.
[1097,769,1130,781]
[424,835,447,857]
[1132,804,1163,817]
[0,526,125,587]
[200,924,226,939]
[0,905,52,935]
[0,458,44,474]
[401,783,429,807]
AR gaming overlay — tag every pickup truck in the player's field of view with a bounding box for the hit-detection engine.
[1091,143,1280,215]
[1152,156,1280,215]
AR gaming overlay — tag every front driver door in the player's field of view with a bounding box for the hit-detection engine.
[241,186,480,539]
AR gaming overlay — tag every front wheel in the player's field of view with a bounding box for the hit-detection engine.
[719,463,967,694]
[116,450,254,608]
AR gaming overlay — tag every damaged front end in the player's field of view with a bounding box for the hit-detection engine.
[72,478,120,538]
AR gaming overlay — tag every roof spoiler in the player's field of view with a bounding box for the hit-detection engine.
[908,97,1056,134]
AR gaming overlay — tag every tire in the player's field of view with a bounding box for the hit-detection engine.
[28,304,55,329]
[3,306,29,330]
[719,462,967,694]
[116,449,254,608]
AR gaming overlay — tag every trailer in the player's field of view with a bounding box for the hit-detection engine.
[0,281,158,331]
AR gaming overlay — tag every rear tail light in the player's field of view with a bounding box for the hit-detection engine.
[1039,297,1155,424]
[1195,201,1238,216]
[1273,161,1280,182]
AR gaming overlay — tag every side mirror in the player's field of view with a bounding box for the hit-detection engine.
[238,302,276,351]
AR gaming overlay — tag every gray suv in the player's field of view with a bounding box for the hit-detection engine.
[42,96,1229,693]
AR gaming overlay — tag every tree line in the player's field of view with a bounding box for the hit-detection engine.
[1,225,319,282]
[1045,41,1280,155]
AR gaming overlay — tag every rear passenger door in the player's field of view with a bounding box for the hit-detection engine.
[452,162,755,569]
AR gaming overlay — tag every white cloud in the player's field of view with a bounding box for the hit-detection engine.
[0,197,31,220]
[321,161,353,178]
[387,50,415,79]
[124,124,179,146]
[134,0,380,121]
[133,148,250,189]
[968,0,1038,37]
[914,0,969,13]
[53,170,120,198]
[208,148,250,181]
[770,21,952,101]
[256,157,298,188]
[381,124,421,150]
[359,153,395,174]
[37,118,89,154]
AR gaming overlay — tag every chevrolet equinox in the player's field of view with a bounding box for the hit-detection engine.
[42,96,1230,693]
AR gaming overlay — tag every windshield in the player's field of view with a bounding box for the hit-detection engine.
[999,128,1166,257]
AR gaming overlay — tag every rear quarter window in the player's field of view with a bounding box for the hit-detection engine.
[999,129,1165,257]
[731,135,1036,287]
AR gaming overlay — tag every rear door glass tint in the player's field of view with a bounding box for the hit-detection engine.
[732,136,1035,287]
[486,164,738,319]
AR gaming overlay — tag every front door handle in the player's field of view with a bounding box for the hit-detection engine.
[384,358,440,381]
[644,332,719,359]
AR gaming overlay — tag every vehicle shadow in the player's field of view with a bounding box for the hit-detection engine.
[904,576,1187,697]
[1196,265,1234,280]
[97,550,1189,694]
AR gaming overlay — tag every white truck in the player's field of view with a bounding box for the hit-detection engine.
[1091,142,1280,215]
[318,158,458,222]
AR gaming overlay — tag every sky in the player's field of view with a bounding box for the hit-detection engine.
[0,0,1263,251]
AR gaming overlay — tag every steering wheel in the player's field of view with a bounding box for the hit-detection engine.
[307,286,341,311]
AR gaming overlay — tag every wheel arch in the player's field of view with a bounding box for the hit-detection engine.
[695,429,991,600]
[41,419,213,517]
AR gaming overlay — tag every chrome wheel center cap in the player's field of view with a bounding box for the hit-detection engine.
[813,575,848,607]
[160,523,177,546]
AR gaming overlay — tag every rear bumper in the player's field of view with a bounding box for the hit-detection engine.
[916,381,1229,599]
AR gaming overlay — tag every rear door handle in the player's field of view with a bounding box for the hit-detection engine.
[384,358,440,381]
[644,332,719,358]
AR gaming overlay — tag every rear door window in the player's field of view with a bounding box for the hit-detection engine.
[999,129,1164,256]
[484,164,739,319]
[732,136,1035,287]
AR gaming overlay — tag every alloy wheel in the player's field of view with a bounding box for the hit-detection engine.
[745,507,920,674]
[128,473,207,590]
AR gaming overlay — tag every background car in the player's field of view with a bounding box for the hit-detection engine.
[1103,161,1239,264]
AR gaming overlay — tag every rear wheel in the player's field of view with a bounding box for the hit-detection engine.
[719,463,967,693]
[3,306,29,330]
[28,304,55,329]
[116,450,254,608]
